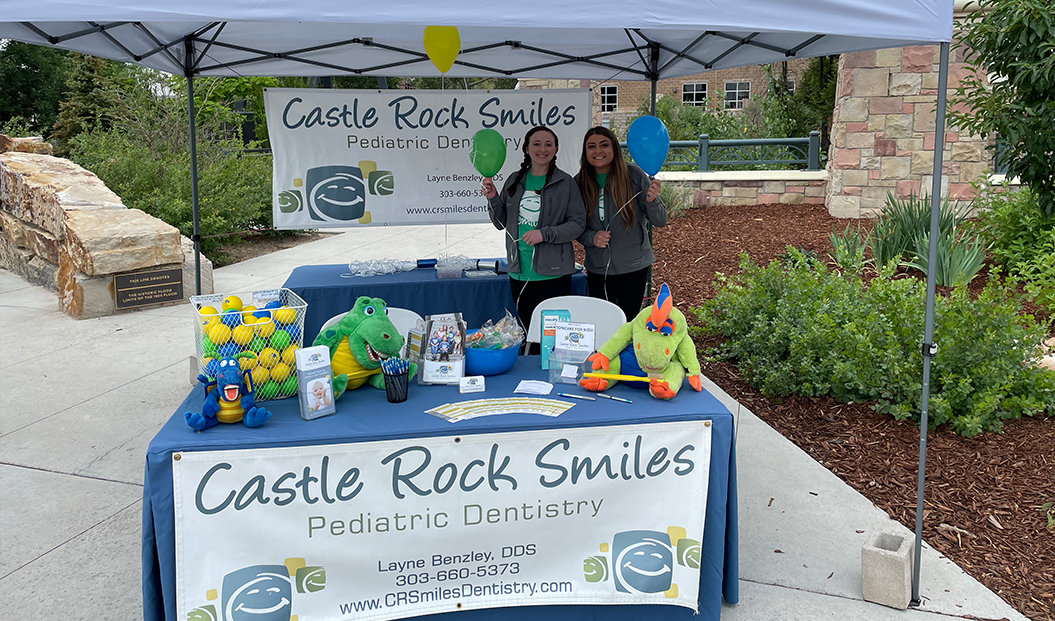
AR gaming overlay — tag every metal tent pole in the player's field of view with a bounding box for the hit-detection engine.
[646,42,660,302]
[910,40,950,607]
[184,37,202,295]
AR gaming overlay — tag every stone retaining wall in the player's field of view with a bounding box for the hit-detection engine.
[657,170,829,207]
[1,138,212,319]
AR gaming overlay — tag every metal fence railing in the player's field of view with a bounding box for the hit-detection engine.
[620,131,822,171]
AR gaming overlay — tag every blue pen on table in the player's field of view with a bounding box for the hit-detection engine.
[558,392,595,401]
[382,358,409,375]
[597,393,632,404]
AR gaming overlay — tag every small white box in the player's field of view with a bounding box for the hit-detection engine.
[459,376,486,393]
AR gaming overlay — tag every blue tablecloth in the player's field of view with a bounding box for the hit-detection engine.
[143,357,738,621]
[283,263,587,344]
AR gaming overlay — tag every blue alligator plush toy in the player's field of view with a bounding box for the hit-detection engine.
[185,352,272,431]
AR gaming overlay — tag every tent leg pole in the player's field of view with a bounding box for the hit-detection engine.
[910,40,949,608]
[184,38,202,296]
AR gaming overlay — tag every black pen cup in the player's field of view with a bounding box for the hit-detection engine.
[384,371,410,403]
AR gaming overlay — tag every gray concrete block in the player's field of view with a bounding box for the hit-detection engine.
[862,530,913,609]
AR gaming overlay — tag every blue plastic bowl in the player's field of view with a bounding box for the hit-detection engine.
[464,342,520,376]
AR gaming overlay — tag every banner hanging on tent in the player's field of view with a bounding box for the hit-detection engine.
[173,420,711,621]
[263,88,592,229]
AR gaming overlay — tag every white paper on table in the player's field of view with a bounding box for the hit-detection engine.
[513,380,553,395]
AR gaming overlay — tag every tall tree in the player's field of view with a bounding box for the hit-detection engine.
[948,0,1055,215]
[50,53,121,153]
[0,42,71,135]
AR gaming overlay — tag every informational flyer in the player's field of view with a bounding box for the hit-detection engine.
[173,421,712,621]
[263,88,592,229]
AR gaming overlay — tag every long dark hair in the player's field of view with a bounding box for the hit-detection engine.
[507,126,559,197]
[574,126,634,229]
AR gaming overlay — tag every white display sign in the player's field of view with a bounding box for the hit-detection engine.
[173,421,712,621]
[263,88,592,229]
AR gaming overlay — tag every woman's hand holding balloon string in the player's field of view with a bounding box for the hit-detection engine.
[646,178,661,202]
[481,177,497,199]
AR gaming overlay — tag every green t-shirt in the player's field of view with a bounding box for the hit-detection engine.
[595,172,608,224]
[510,174,557,281]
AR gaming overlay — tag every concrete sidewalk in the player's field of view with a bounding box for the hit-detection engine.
[0,224,1028,621]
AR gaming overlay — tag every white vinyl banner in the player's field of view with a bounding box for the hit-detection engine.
[263,88,592,229]
[173,421,712,621]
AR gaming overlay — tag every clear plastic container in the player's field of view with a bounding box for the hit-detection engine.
[548,348,591,384]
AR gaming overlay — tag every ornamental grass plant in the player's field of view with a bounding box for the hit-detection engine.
[696,248,1055,437]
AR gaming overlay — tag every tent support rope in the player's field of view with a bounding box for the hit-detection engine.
[911,40,950,608]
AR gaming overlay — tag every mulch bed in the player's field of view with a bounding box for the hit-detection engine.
[648,203,1055,621]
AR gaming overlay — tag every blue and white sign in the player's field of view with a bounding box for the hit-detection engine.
[263,88,592,229]
[173,421,711,621]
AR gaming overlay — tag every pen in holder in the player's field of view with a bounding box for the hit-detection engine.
[381,358,410,403]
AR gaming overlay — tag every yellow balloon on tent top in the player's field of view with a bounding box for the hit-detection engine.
[222,295,243,312]
[423,26,460,74]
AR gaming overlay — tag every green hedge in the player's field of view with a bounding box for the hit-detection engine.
[696,249,1054,437]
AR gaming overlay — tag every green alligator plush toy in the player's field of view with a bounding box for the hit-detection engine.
[313,296,417,399]
[579,283,703,399]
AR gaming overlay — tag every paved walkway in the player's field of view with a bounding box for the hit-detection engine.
[0,224,1028,620]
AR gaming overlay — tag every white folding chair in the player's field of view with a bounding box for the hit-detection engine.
[526,296,627,349]
[318,307,424,357]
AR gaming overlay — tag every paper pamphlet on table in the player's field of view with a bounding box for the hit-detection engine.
[514,380,553,395]
[540,309,570,369]
[426,397,574,422]
[554,320,595,352]
[293,345,336,421]
[417,312,466,385]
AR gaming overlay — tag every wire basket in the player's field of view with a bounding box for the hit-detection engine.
[190,288,308,402]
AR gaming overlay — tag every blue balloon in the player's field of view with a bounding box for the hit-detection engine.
[626,116,670,177]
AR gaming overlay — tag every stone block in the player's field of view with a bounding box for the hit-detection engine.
[875,139,897,156]
[1,210,28,247]
[852,68,890,98]
[846,132,876,149]
[779,192,804,204]
[911,151,935,175]
[895,180,921,198]
[921,72,939,89]
[843,50,877,68]
[951,142,982,162]
[902,46,934,72]
[63,208,182,276]
[883,114,914,138]
[842,170,869,186]
[838,98,869,123]
[833,149,861,170]
[958,161,991,184]
[1,234,59,291]
[693,190,710,208]
[846,122,868,133]
[862,530,912,610]
[880,157,910,180]
[889,73,922,96]
[867,115,887,132]
[756,193,779,203]
[762,181,786,193]
[734,187,759,198]
[832,123,847,148]
[896,138,924,153]
[58,259,116,320]
[828,195,860,218]
[869,97,904,115]
[914,105,937,133]
[1,153,125,237]
[0,135,53,155]
[861,156,881,170]
[805,185,827,197]
[875,47,902,68]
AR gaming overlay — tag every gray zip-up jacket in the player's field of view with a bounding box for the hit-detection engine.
[487,167,586,277]
[577,163,668,275]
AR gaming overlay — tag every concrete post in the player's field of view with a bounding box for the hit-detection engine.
[861,530,913,609]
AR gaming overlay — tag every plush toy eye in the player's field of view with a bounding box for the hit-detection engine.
[219,359,229,367]
[364,306,375,315]
[384,307,389,315]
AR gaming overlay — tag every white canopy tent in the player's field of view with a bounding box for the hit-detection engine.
[2,0,955,613]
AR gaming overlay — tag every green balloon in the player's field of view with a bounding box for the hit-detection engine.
[469,129,507,178]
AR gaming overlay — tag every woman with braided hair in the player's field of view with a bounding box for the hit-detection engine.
[575,126,666,321]
[483,125,586,327]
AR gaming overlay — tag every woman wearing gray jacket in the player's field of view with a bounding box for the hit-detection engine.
[482,126,586,327]
[575,126,667,321]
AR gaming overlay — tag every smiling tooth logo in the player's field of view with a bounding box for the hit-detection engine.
[189,557,324,621]
[584,526,698,599]
[285,160,394,225]
[613,530,673,594]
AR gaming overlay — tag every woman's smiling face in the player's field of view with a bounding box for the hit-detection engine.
[527,130,557,169]
[584,133,615,173]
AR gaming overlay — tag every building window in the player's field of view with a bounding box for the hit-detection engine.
[600,85,618,112]
[724,81,750,109]
[681,82,707,106]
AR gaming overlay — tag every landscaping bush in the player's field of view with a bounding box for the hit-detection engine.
[868,191,967,267]
[696,248,1055,437]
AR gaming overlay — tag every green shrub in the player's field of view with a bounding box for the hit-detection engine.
[696,249,1055,437]
[659,183,694,218]
[903,229,987,288]
[972,182,1055,271]
[828,223,871,274]
[869,191,967,267]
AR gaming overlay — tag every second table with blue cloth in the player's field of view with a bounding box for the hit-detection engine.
[283,261,588,344]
